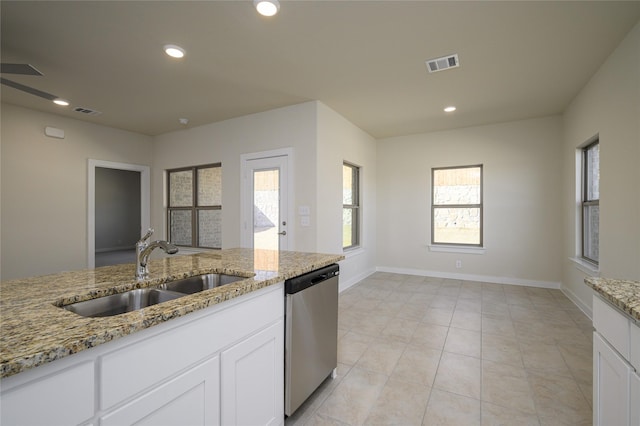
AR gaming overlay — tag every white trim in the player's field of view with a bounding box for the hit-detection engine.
[428,244,486,254]
[375,265,560,289]
[570,257,600,276]
[88,160,150,269]
[338,266,375,293]
[560,284,593,320]
[240,148,294,250]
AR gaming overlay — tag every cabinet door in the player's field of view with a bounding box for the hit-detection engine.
[631,371,640,426]
[594,332,631,426]
[221,321,284,426]
[0,361,94,426]
[100,356,219,426]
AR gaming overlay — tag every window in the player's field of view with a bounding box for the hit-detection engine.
[431,165,483,246]
[167,163,222,249]
[582,140,599,264]
[343,162,360,250]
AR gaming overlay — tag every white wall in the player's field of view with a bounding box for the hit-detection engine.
[0,104,153,280]
[316,103,377,289]
[152,102,319,252]
[561,22,640,314]
[376,116,564,287]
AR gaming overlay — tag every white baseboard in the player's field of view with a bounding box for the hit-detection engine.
[375,266,561,289]
[560,284,593,319]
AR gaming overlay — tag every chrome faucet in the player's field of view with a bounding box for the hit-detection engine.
[136,228,179,280]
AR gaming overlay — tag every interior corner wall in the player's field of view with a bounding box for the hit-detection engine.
[376,116,564,286]
[151,102,319,252]
[0,104,153,280]
[561,22,640,314]
[316,102,377,289]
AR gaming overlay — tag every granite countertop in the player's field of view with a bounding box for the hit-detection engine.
[0,248,344,379]
[585,276,640,322]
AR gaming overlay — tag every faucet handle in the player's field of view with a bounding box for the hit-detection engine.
[139,228,154,244]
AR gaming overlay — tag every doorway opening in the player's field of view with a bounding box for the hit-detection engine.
[88,160,150,269]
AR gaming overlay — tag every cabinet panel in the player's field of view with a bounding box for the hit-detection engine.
[631,372,640,426]
[0,361,94,426]
[221,320,284,426]
[100,356,219,426]
[594,332,631,426]
[100,284,283,409]
[630,322,640,371]
[593,296,630,358]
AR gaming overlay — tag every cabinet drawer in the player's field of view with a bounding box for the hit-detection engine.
[100,284,283,409]
[593,295,630,359]
[0,361,94,426]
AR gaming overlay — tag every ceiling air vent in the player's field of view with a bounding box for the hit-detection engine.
[426,54,460,73]
[73,106,101,116]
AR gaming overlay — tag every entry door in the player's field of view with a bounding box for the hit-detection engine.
[242,153,290,251]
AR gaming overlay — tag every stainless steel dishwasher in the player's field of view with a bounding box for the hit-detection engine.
[284,263,339,416]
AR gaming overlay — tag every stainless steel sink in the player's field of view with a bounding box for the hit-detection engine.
[159,273,246,294]
[63,288,186,317]
[62,273,247,317]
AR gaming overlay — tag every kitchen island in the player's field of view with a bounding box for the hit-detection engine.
[0,248,343,426]
[585,277,640,426]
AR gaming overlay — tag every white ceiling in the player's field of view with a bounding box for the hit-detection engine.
[1,1,639,138]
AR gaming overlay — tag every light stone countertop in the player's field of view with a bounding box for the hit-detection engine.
[585,276,640,322]
[0,248,344,379]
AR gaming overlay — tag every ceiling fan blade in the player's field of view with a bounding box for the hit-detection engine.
[1,78,57,101]
[0,63,43,76]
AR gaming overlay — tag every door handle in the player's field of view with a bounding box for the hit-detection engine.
[278,231,287,236]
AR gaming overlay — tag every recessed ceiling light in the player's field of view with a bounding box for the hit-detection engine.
[164,44,185,59]
[53,98,69,106]
[254,0,280,16]
[444,106,457,113]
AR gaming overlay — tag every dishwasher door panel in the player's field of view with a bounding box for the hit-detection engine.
[285,275,338,416]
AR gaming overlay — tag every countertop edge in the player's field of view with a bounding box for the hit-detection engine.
[584,276,640,322]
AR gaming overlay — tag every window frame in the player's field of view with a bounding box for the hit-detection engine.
[166,162,222,249]
[342,161,361,251]
[431,164,483,247]
[581,140,599,265]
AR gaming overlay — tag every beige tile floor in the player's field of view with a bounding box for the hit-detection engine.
[286,272,593,426]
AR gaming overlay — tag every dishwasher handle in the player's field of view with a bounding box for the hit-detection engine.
[285,264,339,294]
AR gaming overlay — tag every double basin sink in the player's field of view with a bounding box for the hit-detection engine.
[63,273,247,318]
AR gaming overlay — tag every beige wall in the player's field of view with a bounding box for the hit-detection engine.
[561,22,640,314]
[376,116,564,286]
[0,104,152,280]
[152,101,319,252]
[316,102,377,289]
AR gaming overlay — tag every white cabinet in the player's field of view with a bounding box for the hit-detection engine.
[632,371,640,426]
[221,321,284,426]
[594,332,632,426]
[0,361,94,426]
[100,356,219,426]
[592,295,640,426]
[0,283,284,426]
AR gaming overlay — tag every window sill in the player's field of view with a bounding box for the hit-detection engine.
[343,247,365,258]
[428,244,486,254]
[570,257,600,276]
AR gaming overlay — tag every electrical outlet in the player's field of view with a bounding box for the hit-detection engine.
[455,260,462,269]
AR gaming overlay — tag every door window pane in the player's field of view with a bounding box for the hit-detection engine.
[253,169,279,250]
